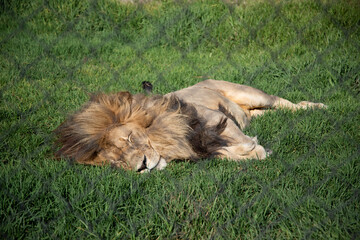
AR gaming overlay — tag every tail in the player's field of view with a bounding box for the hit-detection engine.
[141,81,153,94]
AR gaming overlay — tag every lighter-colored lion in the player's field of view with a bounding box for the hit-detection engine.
[55,79,326,172]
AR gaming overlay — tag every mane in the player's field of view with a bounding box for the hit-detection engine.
[54,91,228,163]
[147,97,228,160]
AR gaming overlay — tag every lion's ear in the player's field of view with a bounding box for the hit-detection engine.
[90,93,106,103]
[90,91,132,105]
[116,91,132,103]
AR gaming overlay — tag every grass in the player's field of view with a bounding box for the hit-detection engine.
[1,0,359,239]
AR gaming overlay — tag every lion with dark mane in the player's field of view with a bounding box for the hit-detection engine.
[55,79,326,172]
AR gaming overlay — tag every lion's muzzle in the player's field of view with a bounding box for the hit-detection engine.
[137,155,148,172]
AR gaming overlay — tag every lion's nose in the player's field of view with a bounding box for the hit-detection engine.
[137,155,148,172]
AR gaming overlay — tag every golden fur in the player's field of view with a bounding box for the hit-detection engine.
[55,79,326,171]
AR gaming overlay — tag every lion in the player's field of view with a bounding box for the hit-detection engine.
[54,79,326,172]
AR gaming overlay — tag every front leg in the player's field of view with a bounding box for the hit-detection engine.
[216,117,271,160]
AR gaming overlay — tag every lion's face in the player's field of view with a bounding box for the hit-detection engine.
[55,93,194,171]
[98,123,167,172]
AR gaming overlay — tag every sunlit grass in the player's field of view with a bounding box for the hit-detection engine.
[1,0,359,238]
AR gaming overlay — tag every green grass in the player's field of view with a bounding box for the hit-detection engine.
[1,0,359,239]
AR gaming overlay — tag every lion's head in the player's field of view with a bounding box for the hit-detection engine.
[96,122,167,172]
[54,91,212,171]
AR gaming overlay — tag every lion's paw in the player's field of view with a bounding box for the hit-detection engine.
[298,101,328,109]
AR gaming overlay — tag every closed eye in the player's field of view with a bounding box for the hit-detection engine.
[120,132,133,143]
[127,132,133,143]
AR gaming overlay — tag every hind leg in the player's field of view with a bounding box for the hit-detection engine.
[271,97,327,110]
[195,79,327,115]
[249,99,327,118]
